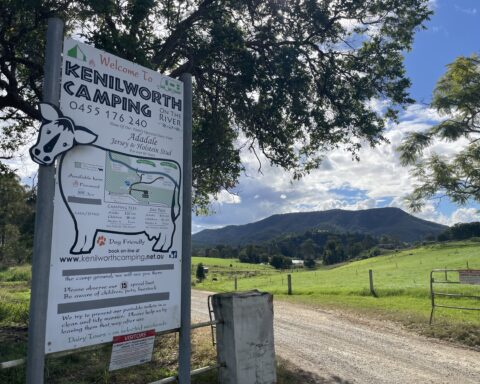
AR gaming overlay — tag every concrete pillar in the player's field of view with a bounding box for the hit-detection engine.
[212,291,276,384]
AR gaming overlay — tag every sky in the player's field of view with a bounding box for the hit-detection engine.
[8,0,480,233]
[192,0,480,233]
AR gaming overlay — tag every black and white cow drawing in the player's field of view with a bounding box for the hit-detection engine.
[30,103,181,254]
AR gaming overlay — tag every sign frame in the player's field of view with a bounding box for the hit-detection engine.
[26,18,192,384]
[42,36,185,354]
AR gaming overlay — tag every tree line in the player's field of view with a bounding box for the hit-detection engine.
[194,230,405,268]
[437,222,480,242]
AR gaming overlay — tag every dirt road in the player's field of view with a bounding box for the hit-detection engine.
[191,290,480,384]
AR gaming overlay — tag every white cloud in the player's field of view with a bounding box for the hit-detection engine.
[212,189,241,205]
[400,104,442,122]
[449,208,479,225]
[454,5,477,15]
[429,25,449,36]
[389,196,449,224]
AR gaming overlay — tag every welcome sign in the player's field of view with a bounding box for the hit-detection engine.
[60,39,183,157]
[43,38,184,353]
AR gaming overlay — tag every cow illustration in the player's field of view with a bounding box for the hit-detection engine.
[30,103,181,254]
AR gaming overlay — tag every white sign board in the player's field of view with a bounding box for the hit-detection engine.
[45,38,183,353]
[459,270,480,285]
[109,330,156,371]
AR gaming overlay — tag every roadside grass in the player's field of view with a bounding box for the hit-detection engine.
[194,241,480,347]
[0,327,218,383]
[0,265,31,282]
[1,321,310,383]
[0,265,31,327]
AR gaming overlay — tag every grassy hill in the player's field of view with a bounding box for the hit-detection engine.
[193,241,480,347]
[192,207,447,246]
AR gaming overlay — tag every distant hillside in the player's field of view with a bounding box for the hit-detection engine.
[192,207,447,246]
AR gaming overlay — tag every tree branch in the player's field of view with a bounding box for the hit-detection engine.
[152,0,216,67]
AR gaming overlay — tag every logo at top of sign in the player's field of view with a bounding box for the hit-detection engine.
[67,44,87,62]
[29,103,98,165]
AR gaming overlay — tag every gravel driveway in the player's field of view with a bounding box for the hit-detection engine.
[191,290,480,384]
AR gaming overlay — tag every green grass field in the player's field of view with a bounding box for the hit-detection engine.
[193,241,480,346]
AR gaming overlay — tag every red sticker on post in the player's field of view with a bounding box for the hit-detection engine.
[109,329,156,371]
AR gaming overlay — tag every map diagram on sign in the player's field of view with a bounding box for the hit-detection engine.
[59,146,181,254]
[105,152,179,207]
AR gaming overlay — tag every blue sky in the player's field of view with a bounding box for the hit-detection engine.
[405,0,480,102]
[192,0,480,233]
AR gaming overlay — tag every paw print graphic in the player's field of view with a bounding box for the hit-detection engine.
[96,235,106,246]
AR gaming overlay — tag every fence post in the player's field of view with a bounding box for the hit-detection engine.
[369,269,377,297]
[234,276,237,291]
[287,274,292,295]
[429,270,435,325]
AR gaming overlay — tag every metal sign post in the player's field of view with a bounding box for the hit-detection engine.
[178,73,192,384]
[26,18,64,384]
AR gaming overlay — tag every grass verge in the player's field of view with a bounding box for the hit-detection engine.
[1,324,314,383]
[0,327,218,383]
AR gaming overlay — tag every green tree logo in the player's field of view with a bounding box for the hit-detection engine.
[67,44,87,61]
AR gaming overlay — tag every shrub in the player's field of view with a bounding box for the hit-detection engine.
[304,258,316,269]
[270,255,292,270]
[196,263,206,281]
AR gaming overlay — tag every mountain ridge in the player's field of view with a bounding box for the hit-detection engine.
[192,207,447,246]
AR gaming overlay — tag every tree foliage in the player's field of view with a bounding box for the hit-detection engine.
[195,229,387,266]
[195,262,206,281]
[322,238,344,265]
[399,54,480,210]
[1,0,431,208]
[437,222,480,242]
[269,254,292,270]
[304,257,316,269]
[0,173,36,266]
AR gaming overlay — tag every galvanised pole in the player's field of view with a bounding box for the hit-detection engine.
[26,17,64,384]
[178,73,192,384]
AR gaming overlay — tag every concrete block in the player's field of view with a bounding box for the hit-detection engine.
[212,291,276,384]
